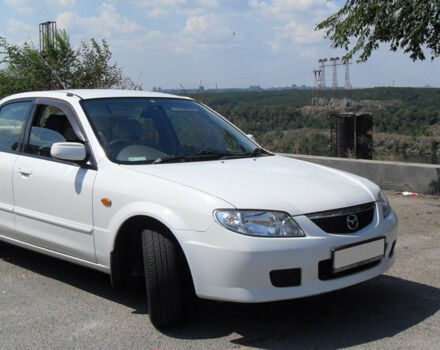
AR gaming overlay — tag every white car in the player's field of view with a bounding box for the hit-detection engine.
[0,90,398,328]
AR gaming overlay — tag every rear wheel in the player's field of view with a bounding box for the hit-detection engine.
[141,228,184,328]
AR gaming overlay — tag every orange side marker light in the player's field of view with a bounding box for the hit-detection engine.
[101,198,112,207]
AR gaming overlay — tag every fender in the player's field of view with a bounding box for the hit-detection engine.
[93,200,221,267]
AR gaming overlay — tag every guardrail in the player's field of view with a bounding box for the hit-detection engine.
[281,154,440,195]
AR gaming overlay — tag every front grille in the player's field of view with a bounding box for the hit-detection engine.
[307,202,375,234]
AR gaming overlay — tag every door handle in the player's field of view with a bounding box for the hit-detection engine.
[18,165,33,176]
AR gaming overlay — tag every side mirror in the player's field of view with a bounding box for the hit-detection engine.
[247,134,256,143]
[51,142,87,162]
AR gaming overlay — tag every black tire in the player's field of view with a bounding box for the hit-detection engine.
[141,228,184,328]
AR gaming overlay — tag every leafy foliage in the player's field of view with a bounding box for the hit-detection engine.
[316,0,440,62]
[192,88,440,137]
[187,88,440,159]
[0,36,5,53]
[0,30,140,98]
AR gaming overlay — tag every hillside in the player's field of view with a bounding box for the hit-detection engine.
[187,87,440,163]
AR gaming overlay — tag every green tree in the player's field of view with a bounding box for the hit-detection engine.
[0,30,140,97]
[0,36,5,53]
[316,0,440,62]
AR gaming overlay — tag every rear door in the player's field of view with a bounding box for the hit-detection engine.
[0,100,33,240]
[12,99,97,262]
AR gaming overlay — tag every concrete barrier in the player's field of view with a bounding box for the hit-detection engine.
[281,154,440,195]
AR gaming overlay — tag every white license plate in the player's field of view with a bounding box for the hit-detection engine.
[332,238,385,273]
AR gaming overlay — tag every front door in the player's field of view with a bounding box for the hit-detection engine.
[13,101,97,262]
[0,101,33,240]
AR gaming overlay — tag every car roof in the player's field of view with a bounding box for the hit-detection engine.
[0,89,191,103]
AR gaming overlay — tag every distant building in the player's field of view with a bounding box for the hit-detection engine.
[249,85,262,91]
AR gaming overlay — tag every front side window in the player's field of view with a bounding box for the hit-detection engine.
[0,101,32,153]
[24,105,81,158]
[81,98,263,164]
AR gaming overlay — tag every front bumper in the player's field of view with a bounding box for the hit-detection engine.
[174,207,398,303]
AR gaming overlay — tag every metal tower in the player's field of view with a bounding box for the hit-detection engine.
[344,60,351,90]
[330,57,339,89]
[313,69,322,89]
[318,58,327,89]
[39,21,57,53]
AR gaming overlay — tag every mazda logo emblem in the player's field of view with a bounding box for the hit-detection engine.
[346,214,359,230]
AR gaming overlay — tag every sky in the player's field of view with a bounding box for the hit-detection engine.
[1,0,439,90]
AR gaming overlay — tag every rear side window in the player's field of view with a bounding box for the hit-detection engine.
[0,101,32,153]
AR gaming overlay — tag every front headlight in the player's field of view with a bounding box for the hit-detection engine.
[378,190,392,218]
[214,209,305,237]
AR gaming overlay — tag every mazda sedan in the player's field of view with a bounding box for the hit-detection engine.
[0,90,398,328]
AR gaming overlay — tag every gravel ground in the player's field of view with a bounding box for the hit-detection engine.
[1,190,439,350]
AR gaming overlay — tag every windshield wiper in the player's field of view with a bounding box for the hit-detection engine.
[153,150,231,164]
[152,148,272,164]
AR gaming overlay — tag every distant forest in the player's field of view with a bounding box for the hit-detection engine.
[187,87,440,163]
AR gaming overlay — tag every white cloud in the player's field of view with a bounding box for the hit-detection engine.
[2,0,439,89]
[4,0,35,14]
[183,15,209,35]
[57,2,235,55]
[6,18,34,34]
[4,0,74,14]
[299,47,318,58]
[46,0,75,7]
[250,0,338,20]
[136,0,187,8]
[247,0,338,54]
[147,7,169,18]
[196,0,217,7]
[145,30,168,40]
[137,0,219,18]
[283,21,323,44]
[56,3,141,37]
[136,0,218,7]
[172,14,235,53]
[56,11,75,29]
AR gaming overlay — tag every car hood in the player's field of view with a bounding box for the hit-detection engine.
[121,155,379,215]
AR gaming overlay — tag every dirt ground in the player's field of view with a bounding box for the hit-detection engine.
[1,191,439,349]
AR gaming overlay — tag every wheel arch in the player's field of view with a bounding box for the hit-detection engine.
[110,214,194,291]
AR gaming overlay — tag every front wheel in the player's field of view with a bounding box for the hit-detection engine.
[141,229,184,328]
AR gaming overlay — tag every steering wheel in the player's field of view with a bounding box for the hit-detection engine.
[108,138,131,155]
[108,138,130,147]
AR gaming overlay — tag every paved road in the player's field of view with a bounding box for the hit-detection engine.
[1,191,440,349]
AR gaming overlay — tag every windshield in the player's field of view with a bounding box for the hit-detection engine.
[81,97,265,164]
